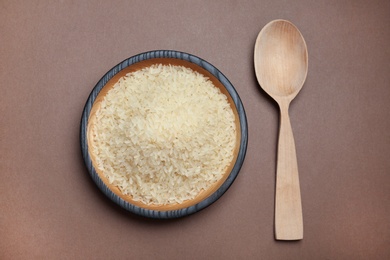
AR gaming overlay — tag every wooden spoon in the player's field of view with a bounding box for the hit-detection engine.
[254,19,308,240]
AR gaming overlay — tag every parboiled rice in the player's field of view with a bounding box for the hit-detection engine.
[90,64,236,205]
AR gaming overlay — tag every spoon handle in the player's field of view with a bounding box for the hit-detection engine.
[275,100,303,240]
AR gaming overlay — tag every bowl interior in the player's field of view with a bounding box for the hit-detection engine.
[87,57,242,211]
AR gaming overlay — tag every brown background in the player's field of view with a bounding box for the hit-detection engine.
[1,0,389,259]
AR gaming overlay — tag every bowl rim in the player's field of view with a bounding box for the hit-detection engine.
[80,50,248,219]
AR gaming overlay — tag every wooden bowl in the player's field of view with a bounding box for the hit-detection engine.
[80,50,248,218]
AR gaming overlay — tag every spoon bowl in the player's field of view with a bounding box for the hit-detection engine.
[254,20,308,240]
[255,20,308,101]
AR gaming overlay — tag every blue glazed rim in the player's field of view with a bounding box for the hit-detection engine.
[80,50,248,219]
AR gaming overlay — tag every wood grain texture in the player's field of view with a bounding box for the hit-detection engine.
[80,50,248,219]
[254,20,308,240]
[275,99,303,240]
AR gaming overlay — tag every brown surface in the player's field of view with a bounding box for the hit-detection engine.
[1,1,389,259]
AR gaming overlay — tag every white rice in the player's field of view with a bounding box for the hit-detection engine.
[90,64,236,205]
